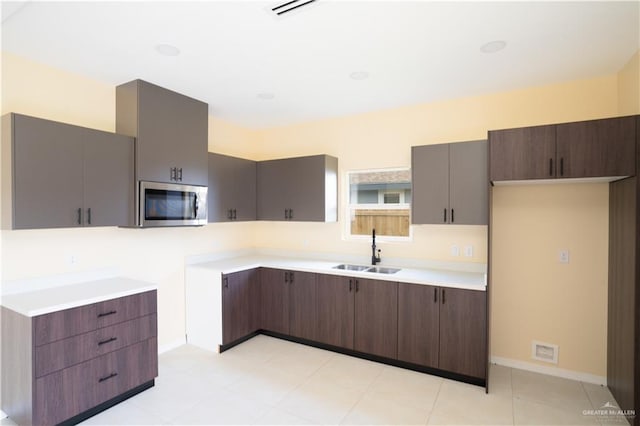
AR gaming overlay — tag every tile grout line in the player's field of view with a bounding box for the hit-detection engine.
[424,376,445,425]
[337,364,386,425]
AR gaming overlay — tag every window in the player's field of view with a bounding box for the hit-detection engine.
[347,168,411,238]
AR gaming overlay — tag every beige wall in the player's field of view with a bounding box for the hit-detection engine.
[0,50,627,379]
[618,50,640,115]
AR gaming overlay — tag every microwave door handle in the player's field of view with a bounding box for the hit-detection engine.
[193,194,199,218]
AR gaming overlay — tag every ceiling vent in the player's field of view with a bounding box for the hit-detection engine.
[270,0,317,16]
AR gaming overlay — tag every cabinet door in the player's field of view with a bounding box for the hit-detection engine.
[411,144,449,224]
[222,270,257,344]
[257,159,290,220]
[288,271,318,341]
[439,288,486,379]
[286,155,328,222]
[260,268,290,334]
[489,125,556,181]
[316,274,354,349]
[83,130,134,227]
[208,153,256,222]
[11,114,84,229]
[354,278,398,359]
[398,283,439,368]
[556,116,636,179]
[257,155,336,222]
[129,80,208,186]
[449,140,488,225]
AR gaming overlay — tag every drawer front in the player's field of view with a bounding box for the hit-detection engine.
[96,290,157,328]
[35,314,157,378]
[34,304,97,346]
[34,338,157,426]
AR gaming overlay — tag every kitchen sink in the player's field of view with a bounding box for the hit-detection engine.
[333,264,371,271]
[366,266,401,274]
[332,264,401,274]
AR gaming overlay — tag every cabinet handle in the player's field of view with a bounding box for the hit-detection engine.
[355,280,359,292]
[98,337,118,346]
[443,208,447,223]
[87,208,92,225]
[98,372,118,383]
[289,209,293,220]
[290,272,294,283]
[77,208,82,225]
[224,277,229,288]
[549,158,553,176]
[434,287,437,303]
[227,209,232,220]
[560,158,564,177]
[97,310,117,318]
[170,167,176,181]
[178,168,183,182]
[349,279,353,292]
[233,209,237,220]
[284,209,289,220]
[451,209,454,223]
[284,272,289,283]
[442,289,446,304]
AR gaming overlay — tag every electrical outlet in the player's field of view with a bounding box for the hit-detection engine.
[451,245,460,257]
[558,249,570,264]
[464,245,474,257]
[66,254,78,266]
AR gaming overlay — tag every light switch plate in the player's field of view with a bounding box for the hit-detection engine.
[558,249,570,264]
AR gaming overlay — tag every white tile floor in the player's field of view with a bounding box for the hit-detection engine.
[2,335,630,425]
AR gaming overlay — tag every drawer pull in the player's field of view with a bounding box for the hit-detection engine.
[98,372,118,383]
[98,310,117,318]
[98,337,118,346]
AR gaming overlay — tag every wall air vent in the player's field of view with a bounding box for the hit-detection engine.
[532,340,559,364]
[271,0,317,16]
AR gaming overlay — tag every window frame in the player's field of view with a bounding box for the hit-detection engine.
[343,167,413,242]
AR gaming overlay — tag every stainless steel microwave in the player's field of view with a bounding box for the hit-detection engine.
[138,181,207,227]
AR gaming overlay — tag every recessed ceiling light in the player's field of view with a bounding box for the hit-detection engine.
[257,93,275,100]
[480,40,507,54]
[155,44,181,57]
[350,71,369,81]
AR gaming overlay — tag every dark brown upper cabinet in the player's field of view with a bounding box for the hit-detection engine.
[412,140,488,225]
[1,113,134,230]
[556,116,636,179]
[256,154,338,222]
[116,79,208,186]
[208,153,257,222]
[489,116,636,182]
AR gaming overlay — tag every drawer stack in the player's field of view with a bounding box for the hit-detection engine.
[2,290,158,426]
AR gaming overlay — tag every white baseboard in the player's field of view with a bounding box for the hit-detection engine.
[491,356,606,385]
[158,337,186,354]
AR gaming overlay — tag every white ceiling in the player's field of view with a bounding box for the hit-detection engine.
[2,1,639,128]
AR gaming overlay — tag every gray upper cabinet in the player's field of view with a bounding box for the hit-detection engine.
[208,153,256,222]
[412,140,488,225]
[257,154,338,222]
[116,79,208,186]
[1,113,134,230]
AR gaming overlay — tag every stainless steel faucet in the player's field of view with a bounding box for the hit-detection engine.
[371,229,381,265]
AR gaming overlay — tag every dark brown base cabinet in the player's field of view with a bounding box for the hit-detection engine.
[398,283,486,379]
[1,291,158,426]
[253,268,317,341]
[222,269,260,344]
[222,268,486,385]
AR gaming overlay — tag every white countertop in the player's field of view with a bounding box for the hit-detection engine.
[1,277,158,317]
[188,255,486,291]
